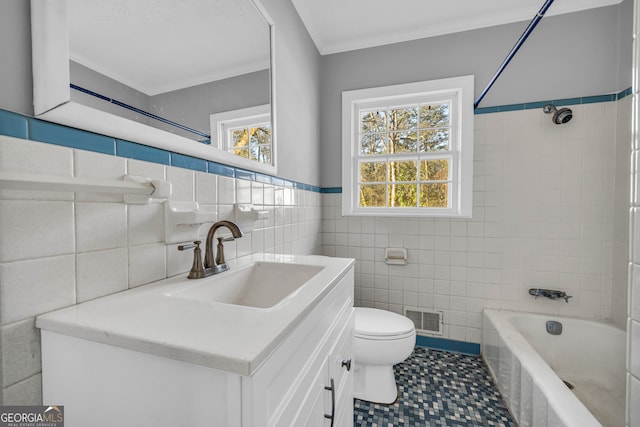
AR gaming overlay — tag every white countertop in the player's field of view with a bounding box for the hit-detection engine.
[36,254,354,376]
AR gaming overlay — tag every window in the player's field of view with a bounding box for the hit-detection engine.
[210,105,274,172]
[342,76,474,217]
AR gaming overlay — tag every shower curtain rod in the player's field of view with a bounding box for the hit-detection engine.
[474,0,555,109]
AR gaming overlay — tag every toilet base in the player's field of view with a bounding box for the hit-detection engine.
[353,364,398,404]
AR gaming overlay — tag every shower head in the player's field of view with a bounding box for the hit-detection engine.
[543,103,573,124]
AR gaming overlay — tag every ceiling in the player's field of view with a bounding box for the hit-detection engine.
[69,0,270,96]
[67,0,624,95]
[291,0,623,55]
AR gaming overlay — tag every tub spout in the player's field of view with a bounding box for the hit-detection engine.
[528,288,572,303]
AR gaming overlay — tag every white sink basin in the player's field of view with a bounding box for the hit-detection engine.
[165,262,324,309]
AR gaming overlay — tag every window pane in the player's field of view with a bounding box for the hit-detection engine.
[389,131,417,153]
[420,159,449,181]
[250,127,271,146]
[360,111,386,133]
[389,160,417,182]
[360,161,386,182]
[233,147,250,159]
[420,183,448,207]
[251,144,271,164]
[359,184,386,207]
[419,128,450,151]
[360,134,388,155]
[249,128,260,146]
[389,183,417,207]
[389,107,417,131]
[420,103,450,127]
[232,129,249,149]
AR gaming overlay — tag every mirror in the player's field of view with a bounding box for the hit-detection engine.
[31,0,276,175]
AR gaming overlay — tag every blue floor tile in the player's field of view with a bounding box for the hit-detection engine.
[354,347,515,427]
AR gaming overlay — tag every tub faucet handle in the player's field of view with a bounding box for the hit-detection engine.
[528,288,572,303]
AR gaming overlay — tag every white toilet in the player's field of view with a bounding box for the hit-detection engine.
[353,307,416,404]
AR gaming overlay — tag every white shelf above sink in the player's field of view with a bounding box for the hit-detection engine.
[165,201,217,244]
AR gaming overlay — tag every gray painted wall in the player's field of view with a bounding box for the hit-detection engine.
[260,0,322,186]
[0,1,33,116]
[0,0,322,186]
[319,2,633,187]
[150,70,270,140]
[0,1,631,188]
[71,61,270,142]
[70,61,153,126]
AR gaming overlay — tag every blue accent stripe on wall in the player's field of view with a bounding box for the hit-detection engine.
[0,87,631,193]
[474,88,632,115]
[322,187,343,194]
[235,169,256,181]
[116,139,171,165]
[416,335,481,355]
[208,162,235,178]
[28,118,116,155]
[0,110,28,139]
[171,153,207,172]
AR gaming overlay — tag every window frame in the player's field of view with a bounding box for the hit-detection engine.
[341,76,474,217]
[209,104,276,175]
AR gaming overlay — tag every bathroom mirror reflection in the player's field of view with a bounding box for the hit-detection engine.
[31,0,276,174]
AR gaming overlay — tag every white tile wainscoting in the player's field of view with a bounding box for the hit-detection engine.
[322,98,631,345]
[0,94,631,405]
[0,136,323,403]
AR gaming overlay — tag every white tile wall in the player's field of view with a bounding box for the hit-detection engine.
[0,200,75,262]
[0,135,323,404]
[0,96,630,405]
[323,100,630,345]
[0,256,76,325]
[76,248,128,302]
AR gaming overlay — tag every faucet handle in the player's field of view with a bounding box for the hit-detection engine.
[178,241,205,279]
[178,240,202,251]
[215,237,234,266]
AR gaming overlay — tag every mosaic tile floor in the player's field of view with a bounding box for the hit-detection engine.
[353,347,516,427]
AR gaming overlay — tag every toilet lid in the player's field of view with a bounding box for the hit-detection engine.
[354,307,415,338]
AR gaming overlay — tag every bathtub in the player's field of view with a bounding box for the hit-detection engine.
[482,309,626,427]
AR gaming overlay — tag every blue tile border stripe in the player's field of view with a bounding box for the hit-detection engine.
[28,118,116,155]
[474,87,631,115]
[322,187,343,194]
[0,111,324,192]
[0,87,632,193]
[0,110,28,139]
[116,139,171,165]
[416,335,481,356]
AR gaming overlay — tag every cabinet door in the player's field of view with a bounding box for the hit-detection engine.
[290,312,354,427]
[289,356,332,427]
[244,269,354,427]
[328,312,354,427]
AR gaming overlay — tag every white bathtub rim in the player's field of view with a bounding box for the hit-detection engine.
[483,309,603,427]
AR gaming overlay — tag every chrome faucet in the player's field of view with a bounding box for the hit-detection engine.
[178,220,243,279]
[528,288,572,303]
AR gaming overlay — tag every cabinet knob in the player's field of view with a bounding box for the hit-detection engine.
[341,358,352,371]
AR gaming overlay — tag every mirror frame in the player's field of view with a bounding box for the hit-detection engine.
[30,0,277,175]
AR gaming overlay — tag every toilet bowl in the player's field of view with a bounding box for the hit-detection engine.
[353,307,416,404]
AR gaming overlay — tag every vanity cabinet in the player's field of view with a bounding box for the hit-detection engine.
[244,281,353,426]
[39,263,354,427]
